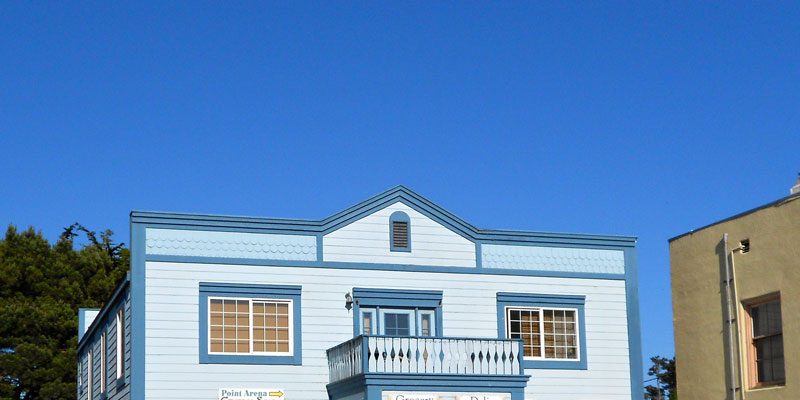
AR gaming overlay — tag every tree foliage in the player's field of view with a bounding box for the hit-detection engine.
[0,224,129,400]
[645,355,676,400]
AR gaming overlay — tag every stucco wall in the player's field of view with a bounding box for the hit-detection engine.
[670,195,800,399]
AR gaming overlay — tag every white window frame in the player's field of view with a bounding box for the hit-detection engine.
[115,310,124,380]
[418,310,436,337]
[361,309,376,335]
[99,333,106,393]
[504,305,582,362]
[87,349,93,400]
[379,309,416,336]
[207,297,294,356]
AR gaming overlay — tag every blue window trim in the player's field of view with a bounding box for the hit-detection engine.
[389,211,411,252]
[496,292,587,370]
[352,288,443,337]
[198,282,302,365]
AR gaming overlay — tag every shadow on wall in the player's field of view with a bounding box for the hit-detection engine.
[715,238,736,400]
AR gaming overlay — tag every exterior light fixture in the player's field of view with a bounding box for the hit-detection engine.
[345,292,353,311]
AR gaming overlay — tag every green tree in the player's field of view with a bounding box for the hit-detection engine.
[645,355,676,400]
[0,224,129,400]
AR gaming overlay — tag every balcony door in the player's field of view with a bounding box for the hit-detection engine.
[360,308,436,337]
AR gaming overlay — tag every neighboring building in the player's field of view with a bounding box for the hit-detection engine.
[670,178,800,399]
[77,186,643,400]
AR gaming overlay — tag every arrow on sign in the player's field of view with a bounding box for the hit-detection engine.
[269,391,284,397]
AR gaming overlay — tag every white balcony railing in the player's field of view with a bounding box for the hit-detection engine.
[327,335,524,383]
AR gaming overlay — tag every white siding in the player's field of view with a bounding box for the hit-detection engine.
[323,202,477,267]
[144,262,631,400]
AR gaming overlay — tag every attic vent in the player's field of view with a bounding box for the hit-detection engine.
[392,221,409,248]
[389,211,411,252]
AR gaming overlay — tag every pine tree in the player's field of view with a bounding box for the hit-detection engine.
[0,224,129,400]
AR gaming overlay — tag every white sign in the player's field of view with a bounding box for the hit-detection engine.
[386,394,439,400]
[219,388,284,400]
[456,396,507,400]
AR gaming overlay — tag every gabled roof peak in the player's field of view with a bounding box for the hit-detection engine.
[131,186,636,248]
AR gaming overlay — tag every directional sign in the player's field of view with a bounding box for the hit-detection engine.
[219,388,284,400]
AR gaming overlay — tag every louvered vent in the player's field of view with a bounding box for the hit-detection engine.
[392,221,409,249]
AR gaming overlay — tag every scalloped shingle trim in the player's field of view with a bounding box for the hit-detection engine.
[482,244,625,274]
[145,228,316,261]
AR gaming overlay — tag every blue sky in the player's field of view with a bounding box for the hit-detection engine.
[2,2,799,377]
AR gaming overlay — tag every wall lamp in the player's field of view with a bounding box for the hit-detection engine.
[345,292,353,311]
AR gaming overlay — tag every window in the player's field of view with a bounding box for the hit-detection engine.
[745,294,785,387]
[100,333,106,394]
[505,307,579,360]
[208,298,293,354]
[352,287,442,337]
[115,309,124,380]
[199,282,302,365]
[78,356,82,392]
[88,349,93,400]
[497,292,587,370]
[390,211,411,252]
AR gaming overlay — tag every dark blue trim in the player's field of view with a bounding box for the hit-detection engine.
[77,276,130,352]
[389,211,411,252]
[129,222,145,400]
[144,253,626,281]
[130,185,637,249]
[624,247,644,400]
[316,234,323,262]
[198,282,302,365]
[327,373,530,400]
[496,292,588,370]
[352,288,443,337]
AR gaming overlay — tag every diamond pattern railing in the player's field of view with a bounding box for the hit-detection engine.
[327,335,524,383]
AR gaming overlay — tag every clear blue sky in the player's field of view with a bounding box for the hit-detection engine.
[2,1,799,377]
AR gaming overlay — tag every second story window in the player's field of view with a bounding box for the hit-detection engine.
[745,294,785,388]
[497,292,587,370]
[100,332,106,394]
[505,307,579,360]
[390,211,411,252]
[116,309,124,380]
[199,282,302,365]
[352,288,442,337]
[208,298,293,355]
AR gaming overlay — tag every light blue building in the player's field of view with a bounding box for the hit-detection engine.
[76,186,643,400]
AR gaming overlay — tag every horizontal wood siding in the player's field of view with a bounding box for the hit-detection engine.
[78,288,131,400]
[144,261,630,399]
[323,202,476,267]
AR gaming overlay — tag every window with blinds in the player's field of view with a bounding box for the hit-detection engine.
[209,298,293,355]
[506,307,579,360]
[746,296,785,387]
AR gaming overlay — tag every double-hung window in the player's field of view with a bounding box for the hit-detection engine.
[353,288,442,337]
[199,283,302,365]
[745,294,785,387]
[497,292,587,370]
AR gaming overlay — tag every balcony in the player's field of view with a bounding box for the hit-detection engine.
[326,335,530,400]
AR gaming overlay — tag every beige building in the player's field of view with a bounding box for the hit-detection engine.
[670,178,800,399]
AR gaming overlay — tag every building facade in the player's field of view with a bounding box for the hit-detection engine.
[670,186,800,399]
[77,186,643,400]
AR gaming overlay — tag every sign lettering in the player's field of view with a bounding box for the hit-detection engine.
[219,388,285,400]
